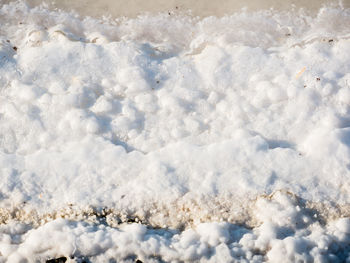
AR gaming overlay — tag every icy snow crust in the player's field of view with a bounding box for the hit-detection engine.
[1,1,350,261]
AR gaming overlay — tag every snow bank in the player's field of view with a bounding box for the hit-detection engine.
[0,0,350,261]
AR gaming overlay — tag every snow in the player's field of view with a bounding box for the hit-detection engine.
[0,0,350,261]
[2,193,350,262]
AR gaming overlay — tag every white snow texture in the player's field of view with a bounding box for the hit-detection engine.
[0,1,350,262]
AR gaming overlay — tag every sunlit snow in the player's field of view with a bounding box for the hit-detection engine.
[0,0,350,261]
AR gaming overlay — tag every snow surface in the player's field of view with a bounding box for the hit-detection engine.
[0,0,350,261]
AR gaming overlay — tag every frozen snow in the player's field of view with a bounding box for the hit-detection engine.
[2,192,350,262]
[0,0,350,261]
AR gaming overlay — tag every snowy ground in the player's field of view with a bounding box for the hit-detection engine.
[0,1,350,261]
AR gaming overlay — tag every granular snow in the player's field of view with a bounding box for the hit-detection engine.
[0,0,350,261]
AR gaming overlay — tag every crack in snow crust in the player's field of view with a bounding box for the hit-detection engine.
[1,191,350,262]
